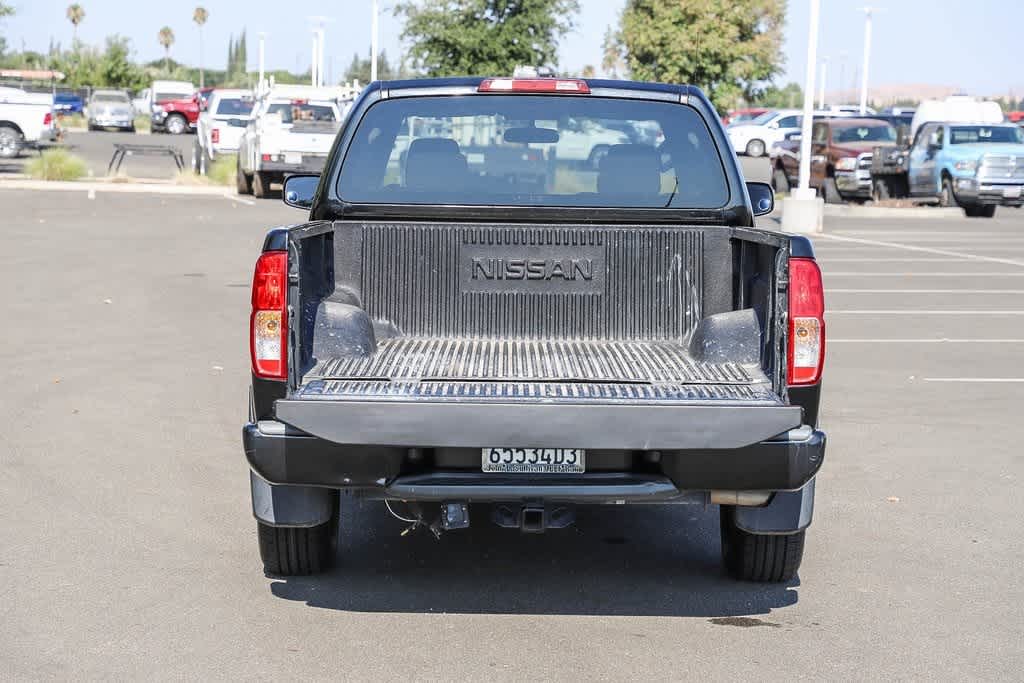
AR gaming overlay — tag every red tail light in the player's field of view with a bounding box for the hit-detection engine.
[261,153,272,162]
[788,257,825,386]
[210,128,220,144]
[478,78,590,94]
[250,251,288,380]
[43,112,53,126]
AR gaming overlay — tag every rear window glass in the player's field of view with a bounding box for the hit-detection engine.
[215,98,254,116]
[833,124,897,143]
[337,95,729,208]
[92,93,129,103]
[950,126,1024,145]
[266,102,336,123]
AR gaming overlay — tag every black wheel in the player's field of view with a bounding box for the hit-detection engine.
[965,204,996,218]
[258,520,336,576]
[745,139,766,158]
[940,176,960,208]
[587,144,610,171]
[127,126,136,134]
[252,171,269,198]
[772,165,791,193]
[236,160,253,195]
[822,176,843,204]
[165,113,188,135]
[0,124,21,159]
[720,507,805,583]
[872,177,891,201]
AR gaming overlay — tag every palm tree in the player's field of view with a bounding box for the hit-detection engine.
[193,7,208,88]
[158,26,175,72]
[66,4,85,45]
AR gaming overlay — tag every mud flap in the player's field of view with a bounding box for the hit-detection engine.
[250,471,335,528]
[732,477,815,535]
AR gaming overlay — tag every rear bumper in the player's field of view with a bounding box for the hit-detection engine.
[256,157,329,175]
[243,419,826,497]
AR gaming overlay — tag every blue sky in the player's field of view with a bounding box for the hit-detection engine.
[3,1,1021,96]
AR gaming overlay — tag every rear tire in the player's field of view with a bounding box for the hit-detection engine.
[236,161,253,195]
[822,176,842,204]
[745,139,766,158]
[720,506,805,583]
[965,204,996,218]
[252,170,269,198]
[258,521,336,576]
[0,124,22,159]
[772,165,790,193]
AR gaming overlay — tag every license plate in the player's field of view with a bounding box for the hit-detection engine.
[1003,186,1021,198]
[284,152,302,165]
[482,448,585,473]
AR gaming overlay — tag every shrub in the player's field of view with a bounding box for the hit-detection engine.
[25,148,88,181]
[207,153,236,186]
[133,115,151,133]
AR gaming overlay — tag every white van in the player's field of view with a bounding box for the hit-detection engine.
[910,96,1004,141]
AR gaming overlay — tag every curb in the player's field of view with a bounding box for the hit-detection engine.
[0,178,241,198]
[822,204,963,219]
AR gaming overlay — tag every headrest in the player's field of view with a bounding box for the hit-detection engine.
[597,144,662,196]
[405,138,467,191]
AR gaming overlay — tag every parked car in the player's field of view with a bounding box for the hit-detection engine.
[772,117,899,202]
[727,109,803,157]
[723,107,768,126]
[86,89,134,132]
[910,96,1003,142]
[144,79,195,133]
[193,89,254,174]
[236,85,344,197]
[152,93,201,134]
[53,91,84,115]
[907,122,1024,217]
[243,76,826,583]
[0,86,56,158]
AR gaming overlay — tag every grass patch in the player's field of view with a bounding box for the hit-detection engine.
[59,113,87,130]
[208,153,236,186]
[25,148,88,181]
[133,115,151,133]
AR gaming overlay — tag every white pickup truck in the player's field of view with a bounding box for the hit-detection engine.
[192,89,254,175]
[0,87,57,159]
[236,85,347,198]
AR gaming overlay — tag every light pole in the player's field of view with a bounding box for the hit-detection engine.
[258,32,266,94]
[371,0,379,82]
[795,0,821,201]
[818,57,828,109]
[859,7,876,115]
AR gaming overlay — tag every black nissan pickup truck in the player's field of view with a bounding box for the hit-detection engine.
[243,76,826,583]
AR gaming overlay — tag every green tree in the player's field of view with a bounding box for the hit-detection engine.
[66,4,85,45]
[396,0,580,77]
[755,81,802,108]
[612,0,786,112]
[157,26,174,72]
[343,48,395,84]
[193,7,208,88]
[1,2,13,18]
[98,35,145,89]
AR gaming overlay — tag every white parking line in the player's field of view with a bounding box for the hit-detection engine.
[827,289,1024,294]
[830,338,1024,343]
[817,233,1024,267]
[222,194,255,206]
[827,309,1024,314]
[922,378,1024,383]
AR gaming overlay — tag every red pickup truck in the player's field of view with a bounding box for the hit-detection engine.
[152,87,213,135]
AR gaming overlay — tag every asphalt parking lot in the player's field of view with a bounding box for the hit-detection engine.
[1,130,195,179]
[2,187,1022,679]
